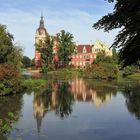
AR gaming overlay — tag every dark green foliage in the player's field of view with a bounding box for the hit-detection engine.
[0,24,22,69]
[22,56,31,68]
[56,82,74,118]
[40,66,48,73]
[0,24,23,95]
[57,30,75,66]
[0,95,22,137]
[40,35,53,67]
[93,0,140,67]
[0,112,18,135]
[124,84,140,120]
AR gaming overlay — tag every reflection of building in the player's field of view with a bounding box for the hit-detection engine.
[33,81,60,133]
[33,78,113,133]
[33,93,47,133]
[69,77,112,107]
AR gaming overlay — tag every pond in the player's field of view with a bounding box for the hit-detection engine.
[0,76,140,140]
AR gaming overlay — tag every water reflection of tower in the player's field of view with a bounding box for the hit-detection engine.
[33,81,59,133]
[33,93,46,133]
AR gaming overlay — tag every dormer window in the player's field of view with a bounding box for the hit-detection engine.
[83,46,86,53]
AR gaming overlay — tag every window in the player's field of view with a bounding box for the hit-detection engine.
[76,62,79,66]
[39,31,42,35]
[83,61,85,66]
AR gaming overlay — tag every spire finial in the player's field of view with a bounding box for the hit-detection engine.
[39,12,44,28]
[41,12,43,19]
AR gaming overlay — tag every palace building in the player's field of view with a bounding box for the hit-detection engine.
[70,41,112,68]
[34,16,112,68]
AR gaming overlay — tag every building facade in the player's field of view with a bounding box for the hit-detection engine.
[70,45,95,68]
[71,41,112,68]
[34,16,112,68]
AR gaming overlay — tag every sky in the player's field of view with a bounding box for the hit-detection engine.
[0,0,118,59]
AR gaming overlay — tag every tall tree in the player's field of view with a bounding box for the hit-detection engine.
[0,24,23,95]
[57,30,75,66]
[0,24,22,69]
[22,56,31,68]
[93,0,140,66]
[40,35,53,67]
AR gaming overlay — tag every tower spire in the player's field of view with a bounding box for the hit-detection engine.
[41,12,43,19]
[39,12,44,28]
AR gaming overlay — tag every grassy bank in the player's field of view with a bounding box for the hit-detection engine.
[47,68,82,77]
[127,73,140,80]
[22,79,47,91]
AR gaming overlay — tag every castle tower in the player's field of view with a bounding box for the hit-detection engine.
[34,14,48,68]
[35,14,48,46]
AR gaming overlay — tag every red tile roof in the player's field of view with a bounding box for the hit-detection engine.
[75,45,93,53]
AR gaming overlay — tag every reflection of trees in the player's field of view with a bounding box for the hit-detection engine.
[124,84,140,120]
[0,95,23,139]
[33,80,74,133]
[55,82,74,119]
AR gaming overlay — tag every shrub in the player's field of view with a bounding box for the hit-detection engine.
[0,64,22,95]
[83,63,118,80]
[123,65,138,77]
[40,65,55,73]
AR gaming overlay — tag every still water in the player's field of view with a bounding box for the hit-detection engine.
[0,77,140,140]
